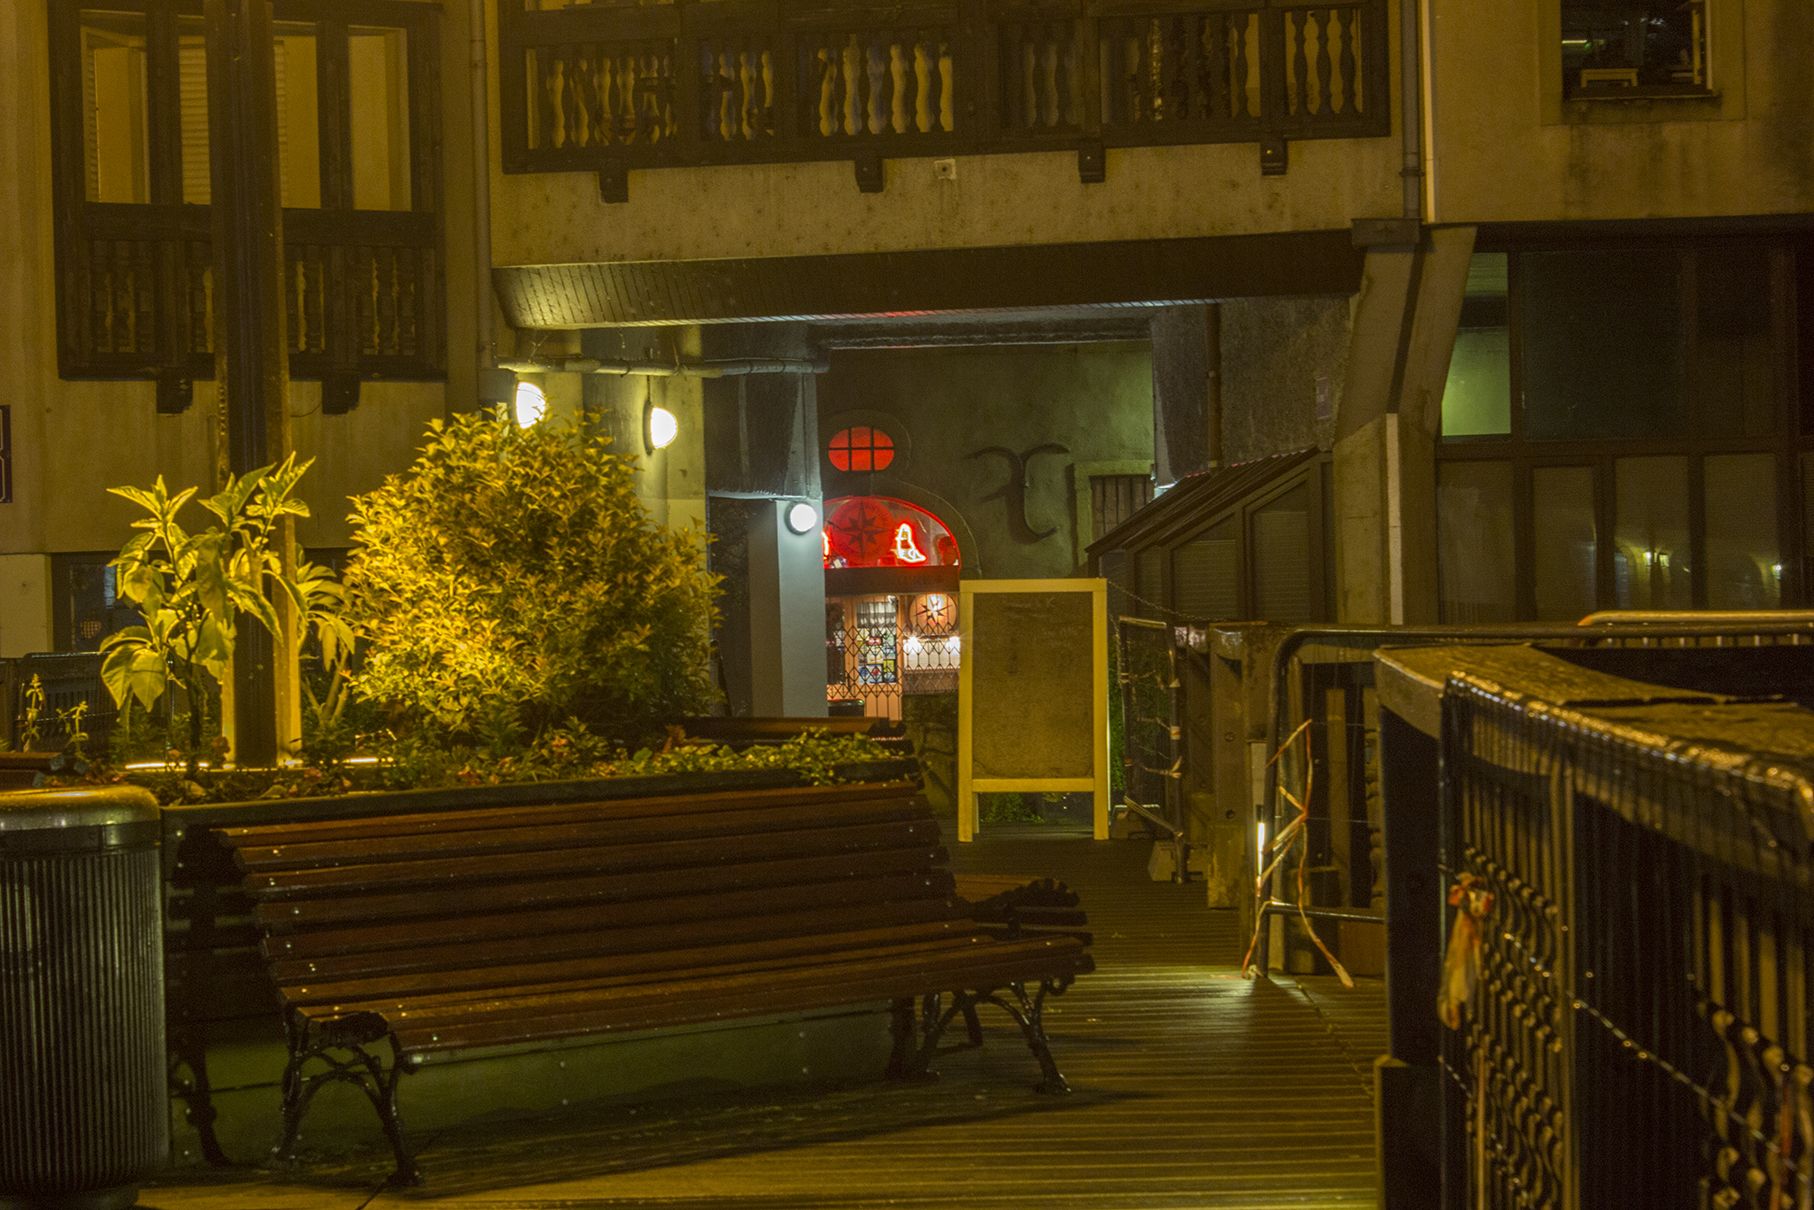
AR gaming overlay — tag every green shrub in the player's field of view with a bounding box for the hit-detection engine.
[344,409,720,743]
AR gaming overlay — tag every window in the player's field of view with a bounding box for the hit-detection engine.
[0,407,12,505]
[828,426,896,473]
[1435,241,1807,621]
[823,497,959,569]
[1562,0,1709,97]
[50,1,445,399]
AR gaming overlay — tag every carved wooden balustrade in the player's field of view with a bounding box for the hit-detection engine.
[499,0,1390,192]
[60,206,443,410]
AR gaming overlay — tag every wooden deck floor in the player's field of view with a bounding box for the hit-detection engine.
[141,827,1386,1210]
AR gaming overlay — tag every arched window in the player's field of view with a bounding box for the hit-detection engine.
[827,426,896,473]
[823,496,960,569]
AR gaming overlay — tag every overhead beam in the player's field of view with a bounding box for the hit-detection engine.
[494,231,1366,329]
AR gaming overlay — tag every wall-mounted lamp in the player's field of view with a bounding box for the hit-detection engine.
[644,398,679,453]
[513,381,547,428]
[784,501,820,535]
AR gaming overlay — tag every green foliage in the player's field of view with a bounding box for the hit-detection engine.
[98,455,347,771]
[17,676,45,752]
[344,409,720,743]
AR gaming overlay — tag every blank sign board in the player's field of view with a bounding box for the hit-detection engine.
[958,579,1109,841]
[969,591,1095,780]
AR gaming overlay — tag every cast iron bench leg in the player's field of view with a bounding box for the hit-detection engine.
[272,1015,424,1187]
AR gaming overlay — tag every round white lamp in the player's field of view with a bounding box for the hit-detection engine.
[513,381,547,428]
[784,501,819,535]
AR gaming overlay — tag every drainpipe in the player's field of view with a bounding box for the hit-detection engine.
[1400,0,1425,225]
[470,0,495,374]
[1386,0,1429,625]
[1204,303,1223,471]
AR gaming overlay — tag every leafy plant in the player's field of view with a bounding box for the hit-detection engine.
[344,409,721,744]
[17,675,45,752]
[98,455,346,773]
[57,701,90,762]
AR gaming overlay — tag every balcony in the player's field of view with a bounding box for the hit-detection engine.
[497,0,1392,198]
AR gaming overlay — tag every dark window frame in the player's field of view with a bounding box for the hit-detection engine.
[47,0,446,399]
[1436,238,1810,620]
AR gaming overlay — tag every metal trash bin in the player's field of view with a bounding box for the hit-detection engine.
[0,787,166,1210]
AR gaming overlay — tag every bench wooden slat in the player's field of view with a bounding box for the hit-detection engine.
[264,870,957,969]
[244,818,940,900]
[273,907,972,1001]
[391,941,1094,1053]
[384,937,1086,1035]
[292,920,984,1014]
[255,843,949,930]
[221,781,918,848]
[234,795,927,872]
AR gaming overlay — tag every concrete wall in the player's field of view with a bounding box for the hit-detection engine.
[1430,0,1814,224]
[1219,298,1352,465]
[817,345,1155,580]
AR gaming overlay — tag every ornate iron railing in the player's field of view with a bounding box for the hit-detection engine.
[1374,638,1814,1208]
[498,0,1391,192]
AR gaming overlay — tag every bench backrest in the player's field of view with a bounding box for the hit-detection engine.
[217,780,958,1009]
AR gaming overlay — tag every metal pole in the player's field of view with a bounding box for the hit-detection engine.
[205,0,296,766]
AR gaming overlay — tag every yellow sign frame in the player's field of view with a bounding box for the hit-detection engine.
[956,578,1110,843]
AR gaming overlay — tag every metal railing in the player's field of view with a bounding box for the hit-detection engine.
[497,0,1390,183]
[1376,643,1814,1208]
[1248,617,1814,978]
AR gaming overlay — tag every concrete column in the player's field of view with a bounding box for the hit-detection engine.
[1149,305,1223,486]
[745,501,828,718]
[1332,227,1476,624]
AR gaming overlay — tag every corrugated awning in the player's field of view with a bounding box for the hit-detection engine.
[1087,448,1321,558]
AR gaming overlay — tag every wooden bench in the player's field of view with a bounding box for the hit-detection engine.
[218,780,1094,1186]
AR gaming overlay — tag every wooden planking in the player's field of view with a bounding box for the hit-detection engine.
[147,823,1387,1210]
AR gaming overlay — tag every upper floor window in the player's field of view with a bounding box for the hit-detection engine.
[1562,0,1709,98]
[51,1,445,407]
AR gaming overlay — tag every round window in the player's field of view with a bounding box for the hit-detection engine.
[828,426,896,473]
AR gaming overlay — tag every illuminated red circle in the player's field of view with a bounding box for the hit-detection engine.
[828,426,896,473]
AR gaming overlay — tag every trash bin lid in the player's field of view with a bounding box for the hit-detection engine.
[0,785,161,833]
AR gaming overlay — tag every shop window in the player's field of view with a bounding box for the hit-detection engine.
[1562,0,1708,97]
[1438,462,1516,623]
[1532,466,1598,621]
[823,496,957,569]
[1704,453,1780,610]
[1612,456,1692,610]
[827,426,896,473]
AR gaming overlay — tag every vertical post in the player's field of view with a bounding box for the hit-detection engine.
[205,0,299,766]
[956,581,975,843]
[1090,578,1109,841]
